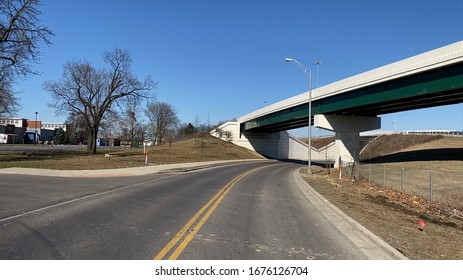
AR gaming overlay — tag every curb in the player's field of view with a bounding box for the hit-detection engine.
[293,169,408,260]
[0,159,269,178]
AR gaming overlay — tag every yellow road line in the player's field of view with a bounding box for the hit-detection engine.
[153,165,269,260]
[153,180,231,260]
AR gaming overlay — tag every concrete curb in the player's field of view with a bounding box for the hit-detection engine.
[293,169,408,260]
[0,159,269,178]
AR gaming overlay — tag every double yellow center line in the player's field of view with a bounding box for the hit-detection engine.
[153,165,269,260]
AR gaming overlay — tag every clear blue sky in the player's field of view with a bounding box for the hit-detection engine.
[15,0,463,136]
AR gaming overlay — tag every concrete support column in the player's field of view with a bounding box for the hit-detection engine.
[335,131,360,165]
[314,114,381,167]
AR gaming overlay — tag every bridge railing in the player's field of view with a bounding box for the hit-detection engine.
[341,163,463,210]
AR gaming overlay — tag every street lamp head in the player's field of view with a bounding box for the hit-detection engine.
[284,58,294,62]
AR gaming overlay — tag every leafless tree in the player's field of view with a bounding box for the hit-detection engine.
[65,111,90,145]
[224,130,233,142]
[0,0,53,116]
[118,98,141,147]
[176,122,195,140]
[99,109,120,140]
[44,48,156,154]
[145,101,179,145]
[0,74,18,115]
[212,126,224,139]
[119,106,147,148]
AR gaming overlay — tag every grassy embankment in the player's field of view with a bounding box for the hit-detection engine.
[301,134,463,259]
[0,136,264,170]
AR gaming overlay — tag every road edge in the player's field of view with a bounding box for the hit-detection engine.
[0,159,270,177]
[292,169,408,260]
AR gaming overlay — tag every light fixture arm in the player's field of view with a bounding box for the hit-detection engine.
[292,59,312,80]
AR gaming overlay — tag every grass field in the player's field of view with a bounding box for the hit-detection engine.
[0,136,264,170]
[301,135,463,259]
[357,136,463,208]
[360,134,445,161]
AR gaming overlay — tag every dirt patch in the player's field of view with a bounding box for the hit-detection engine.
[300,167,463,260]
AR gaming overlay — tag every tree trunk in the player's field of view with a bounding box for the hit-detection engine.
[91,128,99,155]
[87,134,93,152]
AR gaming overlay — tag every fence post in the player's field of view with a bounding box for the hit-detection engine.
[401,167,404,191]
[339,157,342,180]
[429,170,433,202]
[383,165,386,187]
[368,164,371,183]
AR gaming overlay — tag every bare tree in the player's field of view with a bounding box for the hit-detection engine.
[193,115,212,156]
[0,74,18,115]
[176,123,195,140]
[224,130,233,142]
[212,126,224,139]
[0,0,53,116]
[119,105,147,148]
[136,122,148,145]
[44,48,156,154]
[119,99,141,148]
[145,101,179,145]
[65,111,90,145]
[99,109,119,140]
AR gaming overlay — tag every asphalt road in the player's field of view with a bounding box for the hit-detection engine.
[0,161,368,260]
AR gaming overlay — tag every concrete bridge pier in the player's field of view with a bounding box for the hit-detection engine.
[314,115,381,167]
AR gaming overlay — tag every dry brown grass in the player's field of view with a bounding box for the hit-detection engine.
[360,134,444,161]
[302,167,463,260]
[357,136,463,208]
[0,136,264,170]
[301,136,336,149]
[148,136,264,164]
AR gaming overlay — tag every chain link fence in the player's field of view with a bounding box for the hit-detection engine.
[341,163,463,209]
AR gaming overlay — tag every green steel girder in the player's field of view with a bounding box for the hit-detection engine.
[241,62,463,133]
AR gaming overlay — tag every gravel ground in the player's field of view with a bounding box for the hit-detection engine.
[300,167,463,260]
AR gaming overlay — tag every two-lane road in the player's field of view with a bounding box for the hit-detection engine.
[0,161,372,259]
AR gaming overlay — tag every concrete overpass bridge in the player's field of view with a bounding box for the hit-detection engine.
[214,41,463,167]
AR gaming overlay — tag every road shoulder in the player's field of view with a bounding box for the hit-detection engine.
[0,159,269,177]
[292,169,408,260]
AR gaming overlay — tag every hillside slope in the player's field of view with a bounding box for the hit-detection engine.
[360,134,445,161]
[361,136,463,174]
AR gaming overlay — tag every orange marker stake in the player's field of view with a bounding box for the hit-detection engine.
[418,219,426,231]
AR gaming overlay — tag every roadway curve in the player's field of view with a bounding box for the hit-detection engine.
[0,161,397,259]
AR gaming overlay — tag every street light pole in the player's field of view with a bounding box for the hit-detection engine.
[315,60,321,88]
[34,112,38,146]
[285,58,312,174]
[315,61,321,138]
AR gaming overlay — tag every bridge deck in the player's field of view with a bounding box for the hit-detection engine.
[240,41,463,133]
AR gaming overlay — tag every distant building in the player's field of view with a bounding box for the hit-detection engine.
[0,125,26,143]
[0,117,28,128]
[41,122,70,131]
[361,130,463,137]
[0,117,71,144]
[404,130,463,136]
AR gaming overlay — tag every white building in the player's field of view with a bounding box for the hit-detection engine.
[0,117,28,128]
[41,122,69,131]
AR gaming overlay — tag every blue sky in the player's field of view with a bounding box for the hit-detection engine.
[15,0,463,136]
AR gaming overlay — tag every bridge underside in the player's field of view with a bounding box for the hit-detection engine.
[241,62,463,133]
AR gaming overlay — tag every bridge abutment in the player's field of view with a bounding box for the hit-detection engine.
[212,121,338,163]
[211,122,292,159]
